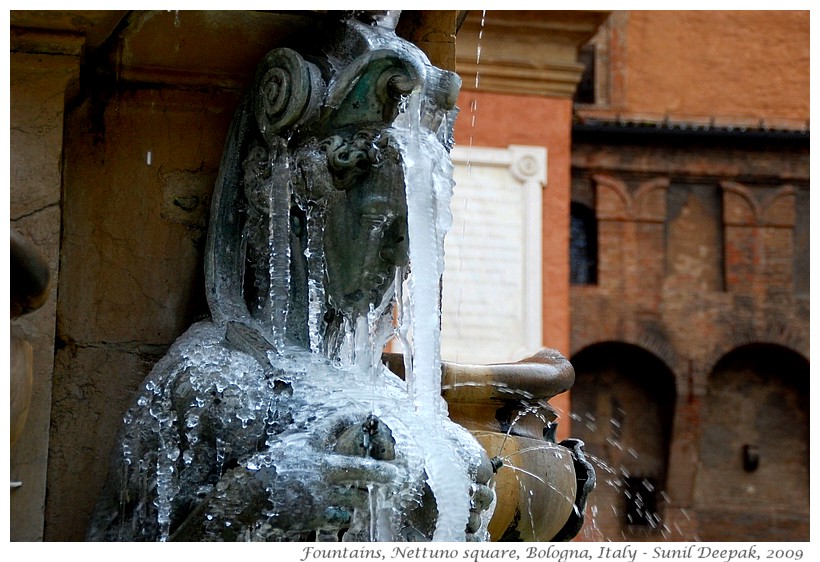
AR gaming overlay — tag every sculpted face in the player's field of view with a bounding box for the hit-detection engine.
[322,130,409,318]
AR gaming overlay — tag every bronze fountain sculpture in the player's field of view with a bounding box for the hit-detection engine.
[87,11,593,542]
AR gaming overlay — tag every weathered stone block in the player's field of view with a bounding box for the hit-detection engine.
[47,344,166,540]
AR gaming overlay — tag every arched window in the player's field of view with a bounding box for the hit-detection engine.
[570,202,598,285]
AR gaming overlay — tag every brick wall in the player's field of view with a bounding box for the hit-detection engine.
[569,132,809,541]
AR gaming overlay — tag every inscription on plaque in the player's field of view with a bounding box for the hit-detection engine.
[441,145,547,363]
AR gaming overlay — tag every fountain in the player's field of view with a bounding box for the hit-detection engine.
[87,11,593,542]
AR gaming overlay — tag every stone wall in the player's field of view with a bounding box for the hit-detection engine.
[45,87,237,541]
[10,39,83,541]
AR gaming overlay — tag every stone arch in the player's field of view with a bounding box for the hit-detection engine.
[693,343,809,541]
[570,341,677,540]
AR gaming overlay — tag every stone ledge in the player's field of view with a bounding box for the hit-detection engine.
[458,60,586,98]
[456,10,608,98]
[10,28,85,56]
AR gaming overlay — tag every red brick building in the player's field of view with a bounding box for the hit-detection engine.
[567,11,809,541]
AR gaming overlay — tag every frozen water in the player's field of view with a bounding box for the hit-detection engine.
[99,317,486,541]
[393,88,474,541]
[266,143,292,351]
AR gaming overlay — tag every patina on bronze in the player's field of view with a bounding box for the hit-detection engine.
[87,10,592,542]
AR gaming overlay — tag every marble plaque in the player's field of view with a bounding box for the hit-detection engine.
[440,145,546,364]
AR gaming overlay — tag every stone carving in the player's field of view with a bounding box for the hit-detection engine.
[88,12,491,542]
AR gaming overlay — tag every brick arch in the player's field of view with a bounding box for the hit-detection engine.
[761,184,796,226]
[632,177,669,221]
[570,341,679,404]
[572,330,682,384]
[593,174,670,222]
[593,174,630,220]
[701,319,809,375]
[694,341,809,540]
[572,338,678,380]
[709,341,809,377]
[637,336,685,388]
[569,340,678,536]
[722,181,797,229]
[721,181,760,226]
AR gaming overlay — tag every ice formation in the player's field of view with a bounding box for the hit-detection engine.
[87,12,492,542]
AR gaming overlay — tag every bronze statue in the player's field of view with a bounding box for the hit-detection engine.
[88,12,492,542]
[88,11,595,543]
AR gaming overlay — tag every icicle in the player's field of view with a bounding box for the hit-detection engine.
[146,369,182,542]
[394,265,414,384]
[267,144,292,350]
[395,90,471,541]
[304,200,328,355]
